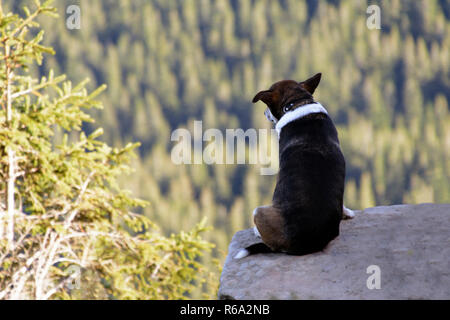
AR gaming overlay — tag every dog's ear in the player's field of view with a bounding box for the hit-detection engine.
[252,90,273,104]
[299,73,321,95]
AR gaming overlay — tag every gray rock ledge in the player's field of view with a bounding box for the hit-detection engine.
[218,203,450,300]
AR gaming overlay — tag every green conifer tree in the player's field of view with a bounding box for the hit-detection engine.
[0,1,213,300]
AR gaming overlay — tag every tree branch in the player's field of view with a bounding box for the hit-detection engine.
[64,170,96,229]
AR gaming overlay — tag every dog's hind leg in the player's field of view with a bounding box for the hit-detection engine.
[253,205,289,252]
[234,205,289,259]
[253,226,261,238]
[252,206,268,238]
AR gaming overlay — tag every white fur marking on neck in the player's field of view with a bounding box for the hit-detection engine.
[265,108,278,124]
[275,102,328,138]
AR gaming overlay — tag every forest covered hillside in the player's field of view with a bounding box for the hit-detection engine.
[4,0,450,297]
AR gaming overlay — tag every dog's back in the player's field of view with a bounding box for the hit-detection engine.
[274,113,345,254]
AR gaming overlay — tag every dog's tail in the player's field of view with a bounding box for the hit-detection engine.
[233,243,274,259]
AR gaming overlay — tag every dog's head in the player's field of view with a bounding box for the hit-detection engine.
[252,73,322,123]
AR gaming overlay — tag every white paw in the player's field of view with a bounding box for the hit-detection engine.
[343,206,355,219]
[234,249,249,260]
[253,226,261,238]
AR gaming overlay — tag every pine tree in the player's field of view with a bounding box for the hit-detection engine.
[0,1,213,300]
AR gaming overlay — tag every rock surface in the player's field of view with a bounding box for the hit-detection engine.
[218,203,450,299]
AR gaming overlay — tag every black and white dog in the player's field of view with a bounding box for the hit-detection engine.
[235,73,354,259]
